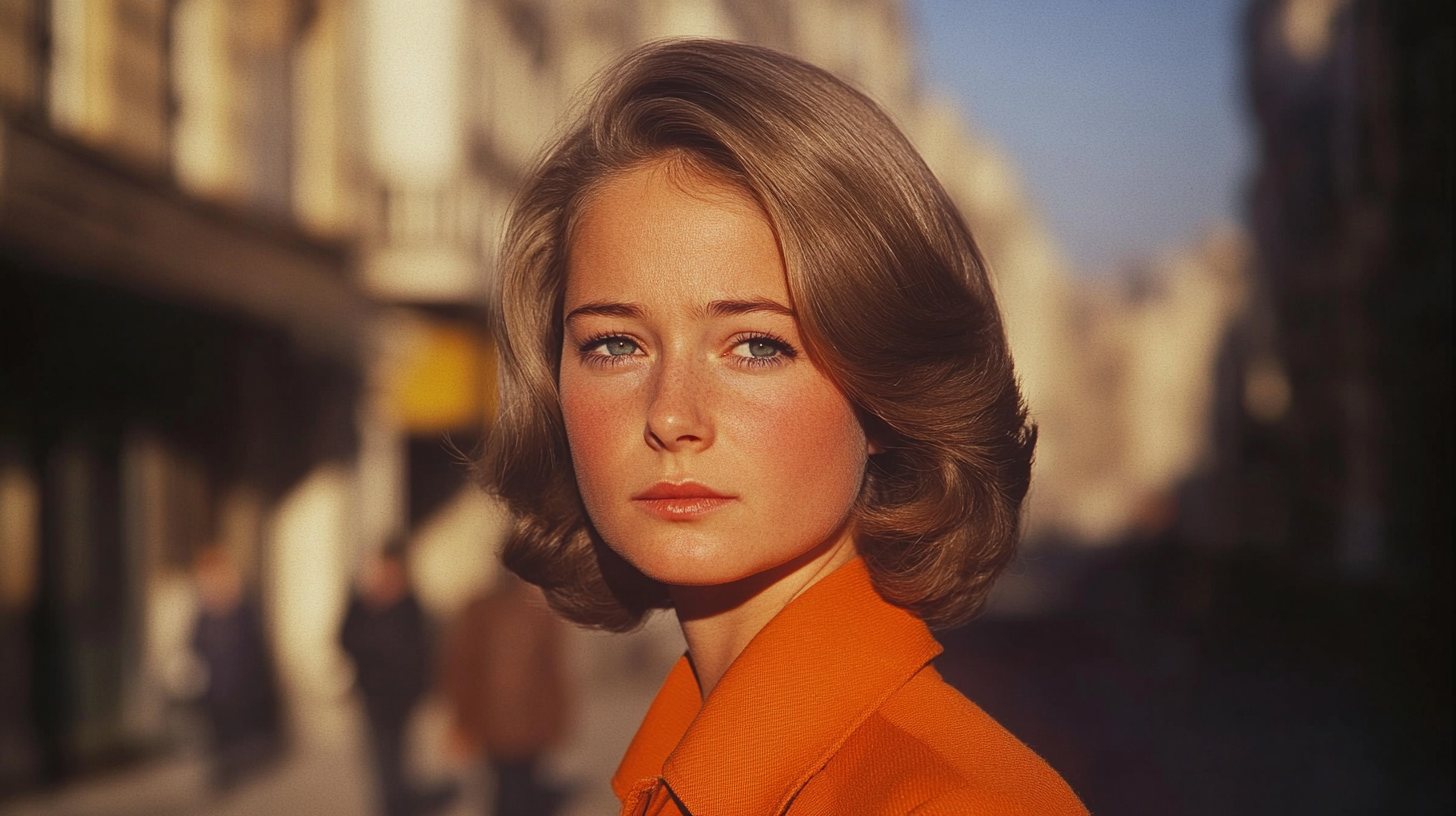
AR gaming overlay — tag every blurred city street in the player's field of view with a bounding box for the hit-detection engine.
[0,620,685,816]
[0,0,1448,814]
[8,548,1444,816]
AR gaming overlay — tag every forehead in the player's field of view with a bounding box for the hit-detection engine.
[564,162,789,308]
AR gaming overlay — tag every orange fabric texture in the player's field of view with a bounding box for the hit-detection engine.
[612,559,1088,816]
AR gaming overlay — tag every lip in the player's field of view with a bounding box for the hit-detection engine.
[632,481,736,520]
[633,481,732,500]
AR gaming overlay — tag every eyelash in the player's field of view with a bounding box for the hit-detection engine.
[577,332,642,367]
[729,331,798,368]
[574,331,800,369]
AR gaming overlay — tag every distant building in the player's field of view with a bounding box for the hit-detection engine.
[0,0,363,792]
[1237,0,1450,581]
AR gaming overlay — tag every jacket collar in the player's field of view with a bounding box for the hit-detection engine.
[612,558,942,815]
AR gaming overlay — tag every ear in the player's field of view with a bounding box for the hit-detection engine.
[857,410,889,456]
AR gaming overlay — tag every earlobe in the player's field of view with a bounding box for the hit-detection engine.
[859,412,888,456]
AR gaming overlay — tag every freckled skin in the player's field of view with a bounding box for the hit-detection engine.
[559,163,870,589]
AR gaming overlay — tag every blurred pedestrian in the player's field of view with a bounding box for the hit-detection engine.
[341,541,457,816]
[444,572,571,816]
[190,544,284,792]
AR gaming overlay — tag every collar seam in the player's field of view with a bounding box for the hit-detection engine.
[769,654,936,815]
[663,646,939,816]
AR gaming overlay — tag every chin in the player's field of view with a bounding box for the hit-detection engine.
[609,530,764,588]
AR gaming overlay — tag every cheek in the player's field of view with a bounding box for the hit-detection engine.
[553,375,605,489]
[729,376,868,500]
[559,372,632,503]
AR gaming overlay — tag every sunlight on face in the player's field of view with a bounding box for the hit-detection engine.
[559,162,869,587]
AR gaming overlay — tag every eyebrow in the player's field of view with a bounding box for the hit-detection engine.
[564,298,796,323]
[564,302,643,322]
[702,298,796,319]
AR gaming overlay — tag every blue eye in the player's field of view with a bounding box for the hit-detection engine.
[745,339,779,358]
[600,338,638,356]
[578,335,641,364]
[730,335,796,365]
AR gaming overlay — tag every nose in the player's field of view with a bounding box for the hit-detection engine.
[644,353,714,453]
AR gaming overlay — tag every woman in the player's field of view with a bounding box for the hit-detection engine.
[482,38,1087,815]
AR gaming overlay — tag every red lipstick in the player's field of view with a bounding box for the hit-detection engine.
[632,481,735,519]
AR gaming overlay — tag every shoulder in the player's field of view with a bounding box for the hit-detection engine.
[802,666,1087,816]
[881,667,1087,813]
[339,597,366,631]
[903,786,1083,816]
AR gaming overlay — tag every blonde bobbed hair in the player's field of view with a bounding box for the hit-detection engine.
[481,38,1036,631]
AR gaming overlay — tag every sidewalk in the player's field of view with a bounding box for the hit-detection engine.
[2,618,685,816]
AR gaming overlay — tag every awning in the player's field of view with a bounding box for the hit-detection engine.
[0,118,365,362]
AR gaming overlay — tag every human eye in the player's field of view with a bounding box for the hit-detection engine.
[728,333,798,368]
[578,334,642,366]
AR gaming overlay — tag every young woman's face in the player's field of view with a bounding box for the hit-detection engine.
[559,162,869,587]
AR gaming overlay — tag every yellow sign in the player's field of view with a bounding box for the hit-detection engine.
[388,321,496,433]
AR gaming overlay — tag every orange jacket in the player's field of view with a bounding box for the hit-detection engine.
[612,559,1088,815]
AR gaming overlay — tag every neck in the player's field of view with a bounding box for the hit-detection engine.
[670,529,857,700]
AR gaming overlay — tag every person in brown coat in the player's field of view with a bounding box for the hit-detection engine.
[444,572,571,816]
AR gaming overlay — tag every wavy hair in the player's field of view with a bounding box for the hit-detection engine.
[480,38,1036,631]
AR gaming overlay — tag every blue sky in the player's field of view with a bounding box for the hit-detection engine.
[907,0,1251,274]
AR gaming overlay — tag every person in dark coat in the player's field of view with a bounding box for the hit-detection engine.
[340,543,456,816]
[191,545,284,792]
